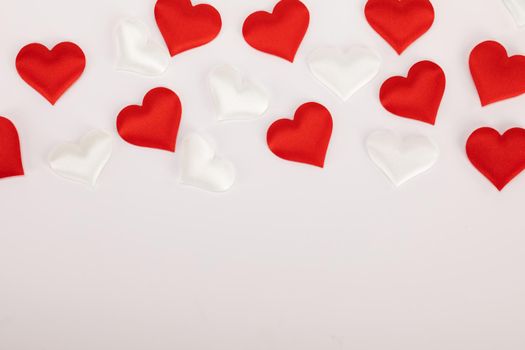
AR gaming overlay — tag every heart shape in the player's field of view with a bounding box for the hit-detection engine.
[49,130,112,186]
[365,0,434,54]
[367,130,439,186]
[155,0,222,57]
[469,40,525,107]
[180,134,236,192]
[117,87,182,152]
[208,64,270,121]
[267,102,333,167]
[0,116,24,180]
[466,127,525,191]
[16,42,86,105]
[380,60,446,125]
[503,0,525,27]
[308,46,381,101]
[243,0,310,62]
[115,19,170,76]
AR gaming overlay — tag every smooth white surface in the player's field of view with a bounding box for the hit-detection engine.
[1,1,525,349]
[179,133,236,192]
[504,0,525,27]
[115,18,170,76]
[366,130,439,187]
[209,64,269,120]
[308,46,381,100]
[48,129,113,186]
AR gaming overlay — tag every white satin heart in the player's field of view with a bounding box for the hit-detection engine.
[366,130,439,187]
[116,19,170,76]
[503,0,525,27]
[49,130,113,186]
[208,64,270,121]
[179,134,236,192]
[308,47,381,101]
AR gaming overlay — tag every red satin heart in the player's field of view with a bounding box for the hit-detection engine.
[155,0,222,57]
[117,87,182,152]
[16,42,86,105]
[267,102,333,167]
[469,41,525,107]
[243,0,310,62]
[365,0,434,55]
[466,127,525,191]
[0,116,24,179]
[380,60,446,125]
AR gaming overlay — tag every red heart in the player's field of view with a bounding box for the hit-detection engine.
[0,116,24,179]
[380,60,446,125]
[267,102,333,167]
[155,0,222,57]
[16,42,86,105]
[466,127,525,191]
[243,0,310,62]
[365,0,434,55]
[117,88,182,152]
[469,40,525,107]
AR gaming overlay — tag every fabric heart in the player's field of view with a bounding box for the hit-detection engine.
[366,130,439,186]
[155,0,222,57]
[466,127,525,191]
[117,87,182,152]
[115,19,170,76]
[365,0,434,54]
[48,130,112,186]
[469,40,525,107]
[243,0,310,62]
[179,134,235,192]
[380,60,446,125]
[0,116,24,180]
[503,0,525,27]
[267,102,333,167]
[16,42,86,105]
[208,64,269,121]
[308,46,381,101]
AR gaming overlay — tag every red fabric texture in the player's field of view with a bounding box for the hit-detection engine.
[466,127,525,191]
[267,102,333,168]
[380,60,446,125]
[469,40,525,107]
[243,0,310,62]
[16,42,86,105]
[117,87,182,152]
[155,0,222,57]
[0,116,24,179]
[365,0,434,55]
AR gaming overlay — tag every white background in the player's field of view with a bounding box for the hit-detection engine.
[1,0,525,349]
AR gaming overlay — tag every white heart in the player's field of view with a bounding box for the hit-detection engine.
[366,130,439,187]
[503,0,525,27]
[208,64,270,121]
[179,134,236,192]
[308,47,381,101]
[115,19,170,76]
[49,130,113,186]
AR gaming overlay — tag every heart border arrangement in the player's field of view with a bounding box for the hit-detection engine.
[2,0,525,192]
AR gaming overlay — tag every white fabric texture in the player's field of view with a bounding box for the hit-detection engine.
[209,64,270,121]
[366,130,439,187]
[48,130,113,186]
[504,0,525,27]
[115,19,170,76]
[308,46,381,101]
[179,134,236,192]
